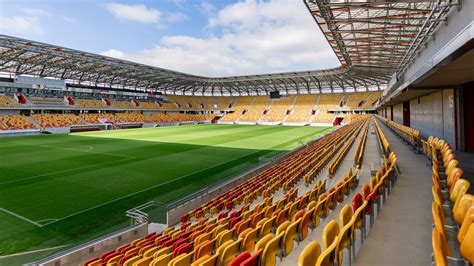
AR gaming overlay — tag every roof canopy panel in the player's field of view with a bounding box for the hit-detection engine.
[0,0,455,96]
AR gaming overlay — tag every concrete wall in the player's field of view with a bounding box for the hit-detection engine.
[409,89,456,146]
[392,104,403,124]
[38,224,147,266]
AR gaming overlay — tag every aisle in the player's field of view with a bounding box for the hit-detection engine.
[353,120,432,265]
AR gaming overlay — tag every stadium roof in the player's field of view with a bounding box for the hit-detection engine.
[0,0,455,96]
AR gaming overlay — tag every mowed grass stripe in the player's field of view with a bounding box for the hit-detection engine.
[0,125,332,256]
[0,126,320,220]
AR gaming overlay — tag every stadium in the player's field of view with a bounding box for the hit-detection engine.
[0,0,473,265]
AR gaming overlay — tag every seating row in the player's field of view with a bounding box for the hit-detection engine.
[424,137,474,265]
[377,115,420,149]
[298,116,398,266]
[82,117,370,266]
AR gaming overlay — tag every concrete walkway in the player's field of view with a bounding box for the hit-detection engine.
[353,120,433,266]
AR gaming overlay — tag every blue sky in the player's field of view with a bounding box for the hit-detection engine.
[0,0,340,77]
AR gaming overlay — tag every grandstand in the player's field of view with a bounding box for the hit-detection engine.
[0,0,472,265]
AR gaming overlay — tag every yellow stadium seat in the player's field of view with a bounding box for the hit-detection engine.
[241,226,259,252]
[316,236,339,266]
[191,255,210,266]
[261,217,276,236]
[255,234,273,252]
[123,256,141,266]
[261,232,284,266]
[216,229,234,247]
[450,179,470,203]
[198,254,218,266]
[299,209,312,241]
[132,256,152,266]
[221,239,241,265]
[216,240,233,259]
[458,208,474,244]
[276,221,291,235]
[299,241,321,266]
[460,223,474,263]
[322,220,340,249]
[432,227,450,266]
[282,219,300,256]
[150,253,172,266]
[453,194,474,225]
[337,213,356,265]
[153,247,171,258]
[169,252,193,266]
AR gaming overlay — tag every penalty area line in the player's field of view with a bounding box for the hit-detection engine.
[0,208,43,227]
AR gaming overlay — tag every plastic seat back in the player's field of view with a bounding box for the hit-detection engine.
[221,239,242,266]
[169,252,193,266]
[460,223,474,263]
[432,202,453,257]
[241,249,263,266]
[241,226,259,252]
[337,215,356,265]
[282,219,300,256]
[299,209,312,240]
[298,241,321,266]
[229,252,251,266]
[432,229,448,266]
[453,194,474,224]
[450,179,470,203]
[150,253,172,266]
[458,208,474,244]
[447,168,463,189]
[339,205,353,227]
[260,216,275,237]
[198,254,218,266]
[262,232,284,266]
[322,220,340,249]
[255,234,273,252]
[316,236,339,266]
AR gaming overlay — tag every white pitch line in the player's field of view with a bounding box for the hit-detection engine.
[0,208,42,227]
[0,157,136,186]
[10,141,134,158]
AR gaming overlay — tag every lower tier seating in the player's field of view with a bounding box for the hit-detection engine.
[32,114,85,128]
[0,115,36,130]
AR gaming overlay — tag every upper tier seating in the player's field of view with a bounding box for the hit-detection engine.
[260,96,295,123]
[0,95,19,107]
[78,99,104,108]
[28,97,66,106]
[112,101,136,109]
[140,101,160,109]
[32,114,85,128]
[286,94,318,123]
[0,115,36,130]
[221,96,255,122]
[239,96,272,122]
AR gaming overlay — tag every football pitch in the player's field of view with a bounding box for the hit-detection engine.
[0,124,332,258]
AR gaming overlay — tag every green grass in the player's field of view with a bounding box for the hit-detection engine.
[0,124,332,261]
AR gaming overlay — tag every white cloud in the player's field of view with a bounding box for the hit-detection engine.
[101,0,339,77]
[0,16,43,35]
[101,49,125,59]
[164,12,188,23]
[104,3,161,23]
[0,7,48,36]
